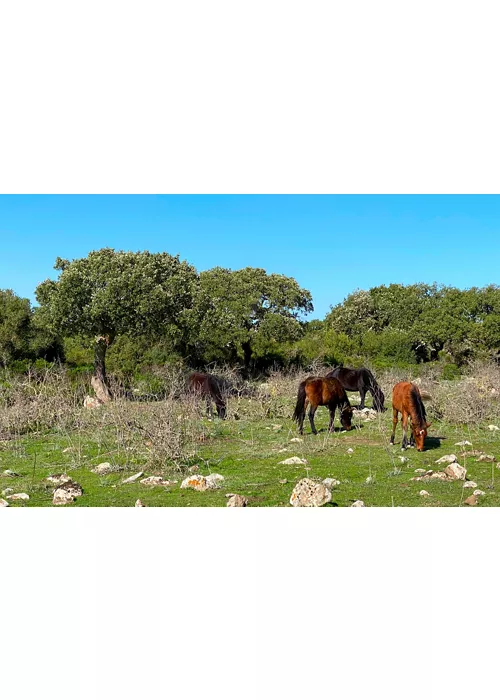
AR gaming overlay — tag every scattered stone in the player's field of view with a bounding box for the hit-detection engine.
[92,462,124,475]
[290,437,303,443]
[279,456,307,465]
[2,469,20,477]
[459,450,483,458]
[463,481,478,489]
[279,479,288,484]
[353,407,377,421]
[121,471,144,484]
[290,479,332,507]
[135,499,146,507]
[322,478,340,489]
[8,493,30,501]
[488,425,499,431]
[429,471,450,481]
[351,500,365,507]
[180,473,224,491]
[277,448,289,454]
[188,465,200,473]
[272,424,282,431]
[62,447,74,453]
[365,476,374,484]
[0,498,9,507]
[455,440,472,447]
[347,448,354,454]
[477,454,495,462]
[140,476,172,487]
[83,396,102,409]
[473,489,486,496]
[443,463,467,480]
[464,494,478,506]
[419,490,430,497]
[399,456,409,464]
[435,454,457,465]
[52,481,83,505]
[414,468,426,474]
[226,494,248,507]
[1,488,13,496]
[46,473,72,485]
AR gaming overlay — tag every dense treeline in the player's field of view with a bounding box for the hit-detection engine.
[1,250,500,389]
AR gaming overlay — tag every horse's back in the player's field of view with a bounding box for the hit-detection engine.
[392,381,416,410]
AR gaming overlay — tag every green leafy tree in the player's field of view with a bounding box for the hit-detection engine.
[35,249,198,400]
[188,267,313,373]
[0,290,32,367]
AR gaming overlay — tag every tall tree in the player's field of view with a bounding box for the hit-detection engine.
[0,290,32,367]
[35,249,198,400]
[189,267,313,372]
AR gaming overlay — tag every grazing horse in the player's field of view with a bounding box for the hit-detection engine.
[325,366,385,411]
[188,372,227,419]
[293,376,353,435]
[390,382,430,451]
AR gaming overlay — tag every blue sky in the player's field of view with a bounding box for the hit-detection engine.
[1,195,499,320]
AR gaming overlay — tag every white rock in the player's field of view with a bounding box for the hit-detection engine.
[62,447,74,453]
[8,493,30,501]
[140,476,171,486]
[121,471,144,484]
[277,448,289,454]
[414,468,426,473]
[463,481,478,488]
[399,456,408,463]
[473,489,486,496]
[2,469,20,477]
[289,479,332,507]
[53,481,83,505]
[419,490,430,496]
[347,448,354,454]
[180,473,224,491]
[351,500,365,507]
[455,440,472,446]
[365,476,374,484]
[279,456,307,465]
[435,454,457,464]
[91,462,123,475]
[443,463,467,480]
[206,473,224,488]
[0,498,9,507]
[46,473,72,485]
[83,396,102,409]
[1,488,13,496]
[290,437,303,443]
[135,499,146,507]
[226,494,248,507]
[322,478,340,489]
[488,425,499,431]
[477,453,495,462]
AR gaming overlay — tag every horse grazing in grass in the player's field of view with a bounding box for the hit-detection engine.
[390,382,430,451]
[188,372,227,419]
[325,366,385,411]
[293,376,353,435]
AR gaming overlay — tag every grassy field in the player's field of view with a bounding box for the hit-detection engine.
[2,389,500,507]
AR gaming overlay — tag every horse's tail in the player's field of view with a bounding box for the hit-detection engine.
[366,369,385,411]
[292,381,307,422]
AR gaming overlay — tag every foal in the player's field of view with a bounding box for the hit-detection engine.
[188,372,227,419]
[293,376,353,435]
[390,382,430,451]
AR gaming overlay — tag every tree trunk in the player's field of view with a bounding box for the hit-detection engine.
[242,340,253,379]
[92,335,113,403]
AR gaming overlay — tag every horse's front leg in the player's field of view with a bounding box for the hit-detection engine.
[308,405,318,435]
[401,412,409,449]
[390,408,398,445]
[359,387,366,410]
[328,406,336,432]
[206,396,213,418]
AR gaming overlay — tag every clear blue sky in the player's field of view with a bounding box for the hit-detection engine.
[1,195,499,320]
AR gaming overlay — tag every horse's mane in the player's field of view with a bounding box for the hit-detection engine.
[410,384,427,428]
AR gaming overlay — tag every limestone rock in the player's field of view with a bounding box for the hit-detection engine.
[8,493,30,501]
[351,500,365,507]
[477,454,495,462]
[290,437,303,443]
[121,471,144,484]
[419,490,430,497]
[463,481,478,489]
[0,498,9,507]
[455,440,472,447]
[1,488,13,496]
[443,463,467,480]
[488,425,499,431]
[180,473,224,491]
[46,473,72,485]
[135,499,146,507]
[92,462,124,475]
[53,481,83,505]
[226,494,248,507]
[279,456,307,465]
[2,469,20,477]
[473,489,486,496]
[464,494,478,506]
[289,479,332,507]
[83,396,102,409]
[322,478,340,489]
[435,454,457,465]
[140,476,172,487]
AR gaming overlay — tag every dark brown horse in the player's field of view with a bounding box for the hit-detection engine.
[325,366,385,411]
[293,376,353,435]
[188,372,227,419]
[390,382,430,451]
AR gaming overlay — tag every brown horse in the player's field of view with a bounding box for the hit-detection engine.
[390,382,430,451]
[293,376,353,435]
[188,372,227,419]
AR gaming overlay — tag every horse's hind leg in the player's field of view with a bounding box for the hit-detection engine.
[205,395,213,418]
[390,408,398,445]
[359,386,366,410]
[308,405,318,435]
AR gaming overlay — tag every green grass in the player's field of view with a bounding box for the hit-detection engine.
[1,397,500,507]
